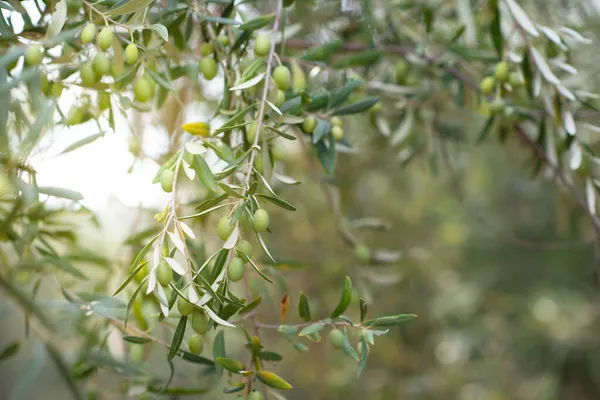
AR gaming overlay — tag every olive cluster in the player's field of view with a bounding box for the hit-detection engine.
[479,61,523,116]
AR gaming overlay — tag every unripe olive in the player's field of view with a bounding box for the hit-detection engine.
[160,169,174,193]
[227,257,245,282]
[67,106,84,125]
[92,51,110,77]
[200,42,215,57]
[253,209,269,232]
[50,82,64,98]
[273,65,291,91]
[271,143,286,161]
[490,99,505,115]
[97,27,113,51]
[188,334,204,354]
[191,310,210,334]
[217,35,229,47]
[248,391,263,400]
[81,23,96,44]
[236,240,253,258]
[246,121,260,144]
[331,116,343,127]
[508,72,522,87]
[25,45,43,66]
[98,91,111,110]
[41,74,50,95]
[395,59,409,83]
[254,33,271,57]
[129,344,145,364]
[178,296,195,316]
[494,61,509,82]
[275,90,285,107]
[355,245,370,263]
[480,76,495,95]
[332,126,344,141]
[302,116,316,134]
[80,63,96,86]
[156,261,173,287]
[134,76,153,102]
[200,57,218,80]
[218,216,234,240]
[329,329,344,349]
[125,44,138,65]
[254,153,264,174]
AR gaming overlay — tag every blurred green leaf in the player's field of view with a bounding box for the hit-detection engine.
[331,276,352,318]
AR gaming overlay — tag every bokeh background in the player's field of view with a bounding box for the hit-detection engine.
[3,0,600,399]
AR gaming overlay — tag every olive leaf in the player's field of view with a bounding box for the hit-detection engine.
[330,276,352,318]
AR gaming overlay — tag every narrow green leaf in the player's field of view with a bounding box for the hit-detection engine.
[106,0,154,16]
[522,52,534,99]
[315,132,337,174]
[359,299,367,323]
[168,316,187,361]
[149,24,168,41]
[333,50,383,69]
[299,323,323,336]
[60,133,105,155]
[255,194,296,211]
[356,336,369,377]
[122,336,151,344]
[330,276,352,318]
[0,340,19,361]
[259,351,282,362]
[152,152,180,184]
[298,291,311,322]
[180,350,215,366]
[213,330,225,377]
[194,155,218,191]
[490,2,503,57]
[238,14,274,31]
[215,357,244,373]
[312,118,331,144]
[300,39,343,61]
[202,15,240,25]
[256,371,293,390]
[476,116,496,144]
[37,186,83,201]
[278,325,298,334]
[341,331,359,362]
[124,279,145,328]
[330,79,364,109]
[146,69,175,91]
[332,96,380,116]
[239,296,262,315]
[363,314,417,327]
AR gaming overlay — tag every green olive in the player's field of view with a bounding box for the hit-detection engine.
[200,57,218,80]
[480,76,495,95]
[178,296,195,316]
[395,59,409,84]
[236,240,253,258]
[97,27,113,51]
[98,91,111,110]
[25,45,43,66]
[156,261,173,287]
[217,216,234,240]
[254,33,271,57]
[302,116,317,134]
[92,51,110,77]
[80,63,96,86]
[125,44,138,65]
[494,61,509,82]
[253,209,269,233]
[50,82,64,98]
[129,344,145,364]
[508,72,522,87]
[329,329,344,349]
[191,310,210,335]
[355,245,370,263]
[490,99,505,115]
[188,334,204,354]
[81,23,96,44]
[200,42,215,57]
[331,116,343,127]
[275,90,285,107]
[67,106,84,125]
[134,76,153,102]
[227,257,245,282]
[160,169,174,193]
[273,65,291,91]
[271,143,286,161]
[41,74,50,95]
[332,126,344,141]
[217,35,229,47]
[246,121,260,144]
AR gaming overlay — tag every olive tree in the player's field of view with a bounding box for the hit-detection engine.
[0,0,598,398]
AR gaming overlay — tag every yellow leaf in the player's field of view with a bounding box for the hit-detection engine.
[256,371,293,390]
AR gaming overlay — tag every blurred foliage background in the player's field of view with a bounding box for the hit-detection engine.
[4,0,600,399]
